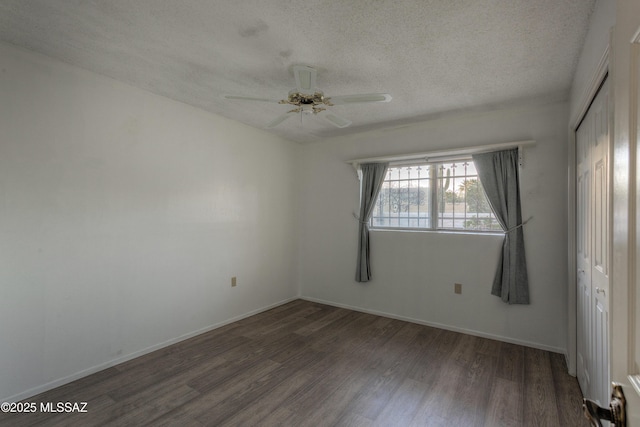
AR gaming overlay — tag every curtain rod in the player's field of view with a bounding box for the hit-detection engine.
[346,140,536,167]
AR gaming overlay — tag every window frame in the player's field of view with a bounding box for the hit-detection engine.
[369,157,502,234]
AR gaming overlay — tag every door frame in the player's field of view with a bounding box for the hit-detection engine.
[626,25,640,394]
[568,43,611,377]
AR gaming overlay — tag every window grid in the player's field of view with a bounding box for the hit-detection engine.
[370,160,500,232]
[371,165,431,228]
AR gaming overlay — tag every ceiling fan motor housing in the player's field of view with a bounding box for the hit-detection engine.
[282,90,330,114]
[284,90,331,106]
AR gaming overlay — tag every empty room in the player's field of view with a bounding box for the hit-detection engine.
[2,0,640,426]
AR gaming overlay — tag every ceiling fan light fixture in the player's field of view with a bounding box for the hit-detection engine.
[298,72,311,89]
[293,65,317,94]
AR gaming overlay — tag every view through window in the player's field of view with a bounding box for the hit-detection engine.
[370,160,501,231]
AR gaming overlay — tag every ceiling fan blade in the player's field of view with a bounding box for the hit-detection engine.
[327,93,392,105]
[267,114,292,128]
[323,112,352,128]
[224,95,281,103]
[293,65,317,94]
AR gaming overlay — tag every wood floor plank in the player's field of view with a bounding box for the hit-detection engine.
[3,300,588,427]
[307,311,370,352]
[298,303,339,321]
[409,413,449,427]
[409,357,466,423]
[146,411,204,427]
[448,352,498,426]
[330,317,407,365]
[284,366,370,427]
[237,305,321,339]
[476,336,503,357]
[275,356,365,421]
[194,366,301,424]
[40,382,199,427]
[335,412,374,427]
[109,355,227,402]
[365,322,424,371]
[333,360,405,420]
[484,377,524,426]
[255,407,294,426]
[339,322,437,421]
[193,346,326,425]
[173,357,255,395]
[549,352,590,427]
[496,341,525,382]
[217,371,314,427]
[101,384,200,427]
[452,333,481,367]
[523,347,560,426]
[168,359,281,423]
[295,307,353,337]
[405,327,445,384]
[371,378,427,426]
[216,331,308,366]
[308,321,420,419]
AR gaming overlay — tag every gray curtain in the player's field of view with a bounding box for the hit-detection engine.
[356,162,389,282]
[472,149,529,304]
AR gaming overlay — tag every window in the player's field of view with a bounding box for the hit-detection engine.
[370,159,501,232]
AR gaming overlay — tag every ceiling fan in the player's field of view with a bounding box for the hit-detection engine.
[224,65,391,129]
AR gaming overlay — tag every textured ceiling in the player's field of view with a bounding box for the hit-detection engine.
[0,0,595,143]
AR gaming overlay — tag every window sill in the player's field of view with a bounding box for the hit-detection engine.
[369,227,504,236]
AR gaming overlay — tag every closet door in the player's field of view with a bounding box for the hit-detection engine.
[576,77,610,406]
[576,96,593,399]
[590,78,610,406]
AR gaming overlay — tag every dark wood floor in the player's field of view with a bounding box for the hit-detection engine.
[1,299,588,426]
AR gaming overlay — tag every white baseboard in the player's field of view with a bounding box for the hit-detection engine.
[3,296,298,402]
[300,296,566,355]
[564,352,576,377]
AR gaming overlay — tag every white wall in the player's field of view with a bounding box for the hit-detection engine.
[0,42,300,401]
[298,102,569,352]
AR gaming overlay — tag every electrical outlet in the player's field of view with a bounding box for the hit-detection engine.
[231,277,237,287]
[454,283,462,294]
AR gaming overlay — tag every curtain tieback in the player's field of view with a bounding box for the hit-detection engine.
[505,216,533,233]
[352,212,369,224]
